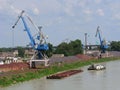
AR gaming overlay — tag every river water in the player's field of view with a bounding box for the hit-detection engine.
[1,60,120,90]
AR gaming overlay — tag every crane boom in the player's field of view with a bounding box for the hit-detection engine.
[12,10,25,28]
[12,10,36,49]
[21,16,36,49]
[95,26,102,46]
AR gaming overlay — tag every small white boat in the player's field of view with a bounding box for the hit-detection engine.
[88,64,106,70]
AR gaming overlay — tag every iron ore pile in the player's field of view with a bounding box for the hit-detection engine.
[0,63,29,72]
[49,54,94,65]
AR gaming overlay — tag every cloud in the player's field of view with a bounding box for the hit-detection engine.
[10,5,21,14]
[82,8,93,22]
[83,8,92,15]
[0,0,8,11]
[45,16,63,27]
[36,0,62,14]
[0,1,38,14]
[109,2,120,11]
[0,0,21,16]
[78,0,88,8]
[96,9,104,16]
[94,0,102,4]
[113,13,120,20]
[64,7,74,16]
[62,0,76,16]
[33,8,40,15]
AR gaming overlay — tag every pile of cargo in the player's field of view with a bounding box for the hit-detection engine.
[0,62,29,72]
[76,54,94,60]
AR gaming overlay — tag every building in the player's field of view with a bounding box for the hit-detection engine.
[0,50,19,64]
[0,59,4,65]
[24,49,35,58]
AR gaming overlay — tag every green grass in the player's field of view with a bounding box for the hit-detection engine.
[0,57,120,87]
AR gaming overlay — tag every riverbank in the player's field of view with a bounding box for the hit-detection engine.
[0,57,120,87]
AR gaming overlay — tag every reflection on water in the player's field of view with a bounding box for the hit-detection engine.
[1,60,120,90]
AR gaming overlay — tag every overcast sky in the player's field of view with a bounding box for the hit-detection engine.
[0,0,120,47]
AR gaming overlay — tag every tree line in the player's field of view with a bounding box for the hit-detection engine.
[109,41,120,51]
[0,40,120,57]
[0,39,83,57]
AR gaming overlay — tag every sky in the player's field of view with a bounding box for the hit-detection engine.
[0,0,120,47]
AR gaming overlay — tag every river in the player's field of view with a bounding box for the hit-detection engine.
[1,60,120,90]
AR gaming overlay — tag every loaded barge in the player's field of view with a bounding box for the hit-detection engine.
[88,64,106,70]
[46,69,83,79]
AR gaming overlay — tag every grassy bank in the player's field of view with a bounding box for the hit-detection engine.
[0,57,120,87]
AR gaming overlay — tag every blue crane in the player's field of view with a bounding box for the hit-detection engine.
[95,26,108,53]
[12,10,49,61]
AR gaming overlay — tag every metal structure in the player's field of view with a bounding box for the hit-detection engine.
[84,33,87,54]
[95,26,108,53]
[12,10,49,68]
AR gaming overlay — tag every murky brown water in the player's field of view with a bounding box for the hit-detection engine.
[1,60,120,90]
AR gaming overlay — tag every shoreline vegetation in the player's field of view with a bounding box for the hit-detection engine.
[0,57,120,87]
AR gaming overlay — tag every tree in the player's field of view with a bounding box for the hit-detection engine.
[110,41,120,51]
[54,39,83,56]
[55,42,70,56]
[0,48,13,52]
[69,39,83,55]
[17,47,25,57]
[46,43,54,57]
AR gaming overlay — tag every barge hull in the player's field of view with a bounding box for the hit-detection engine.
[46,70,83,79]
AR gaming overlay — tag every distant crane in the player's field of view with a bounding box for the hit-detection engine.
[12,10,49,68]
[95,26,108,53]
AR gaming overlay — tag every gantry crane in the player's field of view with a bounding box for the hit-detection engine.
[12,10,49,68]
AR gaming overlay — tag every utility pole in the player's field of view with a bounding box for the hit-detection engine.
[12,30,14,48]
[84,33,87,54]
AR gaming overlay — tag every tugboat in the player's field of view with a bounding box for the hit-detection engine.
[88,64,106,70]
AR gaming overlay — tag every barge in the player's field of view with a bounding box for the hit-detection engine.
[46,69,83,79]
[88,64,106,70]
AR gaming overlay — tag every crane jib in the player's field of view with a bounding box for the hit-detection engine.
[21,16,36,48]
[96,26,108,53]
